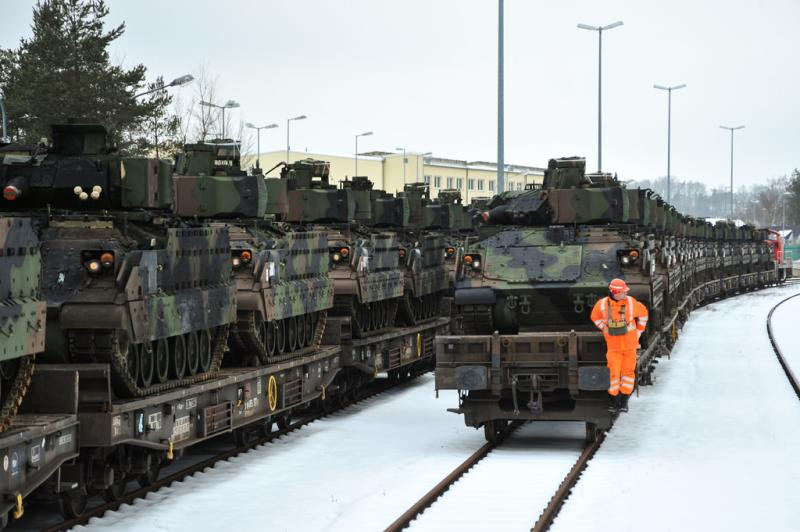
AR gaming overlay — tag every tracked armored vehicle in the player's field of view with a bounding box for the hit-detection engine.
[173,143,333,365]
[0,123,235,398]
[266,160,403,338]
[437,157,778,442]
[0,216,45,430]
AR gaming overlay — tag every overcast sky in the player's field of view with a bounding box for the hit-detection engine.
[2,0,798,189]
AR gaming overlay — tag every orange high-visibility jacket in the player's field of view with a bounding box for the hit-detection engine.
[590,295,649,351]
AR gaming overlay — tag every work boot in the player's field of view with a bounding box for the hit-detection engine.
[607,394,620,413]
[620,394,630,412]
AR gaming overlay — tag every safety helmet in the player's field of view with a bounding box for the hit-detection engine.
[608,278,630,295]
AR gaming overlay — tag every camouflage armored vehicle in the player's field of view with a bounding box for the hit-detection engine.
[0,123,235,398]
[173,143,333,365]
[265,160,404,338]
[342,178,449,326]
[0,217,45,430]
[436,156,777,442]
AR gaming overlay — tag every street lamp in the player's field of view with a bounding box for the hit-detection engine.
[245,122,278,170]
[654,83,686,203]
[133,74,194,158]
[578,20,623,173]
[720,125,745,219]
[286,115,307,163]
[497,0,505,193]
[355,131,373,176]
[396,147,407,185]
[134,74,194,98]
[750,199,759,226]
[200,99,240,139]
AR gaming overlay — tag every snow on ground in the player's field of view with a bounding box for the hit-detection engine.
[769,290,800,375]
[73,374,487,532]
[409,421,585,531]
[552,285,800,532]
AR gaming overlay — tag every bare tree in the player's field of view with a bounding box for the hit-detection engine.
[172,65,220,143]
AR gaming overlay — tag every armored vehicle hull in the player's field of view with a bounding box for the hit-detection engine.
[0,217,45,431]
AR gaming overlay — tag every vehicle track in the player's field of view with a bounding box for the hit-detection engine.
[41,371,428,532]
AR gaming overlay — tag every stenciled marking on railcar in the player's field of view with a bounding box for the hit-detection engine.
[171,415,191,442]
[58,433,72,447]
[148,412,162,431]
[112,415,122,438]
[185,397,198,410]
[30,444,41,464]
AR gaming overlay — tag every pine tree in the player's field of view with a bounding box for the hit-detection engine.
[0,0,174,155]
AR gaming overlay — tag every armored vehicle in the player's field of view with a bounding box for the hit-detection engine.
[436,157,777,442]
[265,160,404,338]
[173,143,333,365]
[0,123,235,398]
[0,217,45,430]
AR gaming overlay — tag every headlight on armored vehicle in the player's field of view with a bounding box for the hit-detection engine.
[399,248,407,259]
[618,249,640,266]
[330,247,349,264]
[463,254,482,272]
[445,246,456,260]
[232,249,254,269]
[83,250,115,274]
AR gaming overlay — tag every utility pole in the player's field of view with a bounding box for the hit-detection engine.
[654,83,686,203]
[720,125,745,219]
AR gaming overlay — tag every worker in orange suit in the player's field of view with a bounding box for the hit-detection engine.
[590,278,648,413]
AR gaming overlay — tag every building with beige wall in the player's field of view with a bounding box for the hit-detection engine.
[248,150,544,203]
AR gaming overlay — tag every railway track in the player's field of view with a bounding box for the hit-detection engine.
[42,370,429,532]
[384,421,522,531]
[766,290,800,399]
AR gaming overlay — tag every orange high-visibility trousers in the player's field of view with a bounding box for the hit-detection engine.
[607,349,636,396]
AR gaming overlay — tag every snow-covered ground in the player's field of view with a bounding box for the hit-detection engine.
[769,291,800,374]
[73,375,487,532]
[409,421,585,531]
[552,285,800,532]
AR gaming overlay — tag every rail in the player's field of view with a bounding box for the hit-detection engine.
[766,291,800,399]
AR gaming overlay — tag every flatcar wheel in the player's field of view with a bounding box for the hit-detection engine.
[358,303,369,332]
[276,412,291,430]
[380,300,389,328]
[154,339,170,384]
[198,329,212,373]
[185,332,199,376]
[368,303,378,330]
[170,335,187,380]
[483,419,504,444]
[275,320,286,355]
[296,314,307,348]
[304,313,314,346]
[287,317,298,352]
[59,487,88,519]
[137,459,161,488]
[139,343,154,388]
[102,471,127,502]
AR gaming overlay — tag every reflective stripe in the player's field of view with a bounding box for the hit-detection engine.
[608,386,620,392]
[621,376,635,383]
[626,296,633,321]
[627,323,637,331]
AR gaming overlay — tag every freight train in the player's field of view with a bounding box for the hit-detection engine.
[435,157,782,443]
[0,126,464,526]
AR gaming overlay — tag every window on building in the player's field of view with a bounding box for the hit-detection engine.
[516,182,523,191]
[468,178,475,191]
[489,180,495,191]
[424,175,430,184]
[434,175,441,188]
[478,179,484,191]
[446,176,453,189]
[457,177,463,190]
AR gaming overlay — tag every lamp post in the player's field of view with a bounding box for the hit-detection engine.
[577,20,623,173]
[654,83,686,203]
[245,122,278,170]
[396,147,407,185]
[200,99,240,139]
[720,125,745,219]
[355,131,373,176]
[134,74,194,98]
[286,115,307,163]
[497,0,505,193]
[134,74,194,159]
